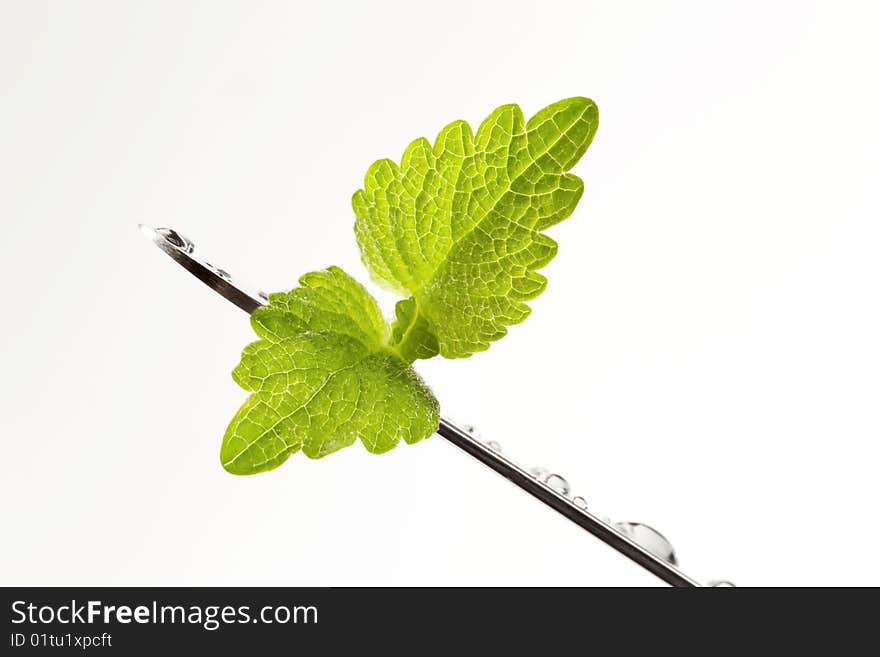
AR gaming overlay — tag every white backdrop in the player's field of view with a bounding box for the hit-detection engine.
[1,0,878,586]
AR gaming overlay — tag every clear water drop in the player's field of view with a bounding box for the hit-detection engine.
[462,424,481,440]
[707,580,736,587]
[528,466,549,482]
[544,474,571,496]
[485,440,502,452]
[572,496,588,509]
[156,227,195,254]
[205,262,232,281]
[614,521,677,565]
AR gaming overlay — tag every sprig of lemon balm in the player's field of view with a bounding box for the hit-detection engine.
[221,98,598,474]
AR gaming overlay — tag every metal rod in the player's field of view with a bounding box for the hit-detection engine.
[436,418,699,586]
[140,225,702,587]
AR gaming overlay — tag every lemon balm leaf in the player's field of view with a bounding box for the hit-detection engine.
[223,336,438,473]
[254,266,388,346]
[221,267,439,475]
[353,97,598,358]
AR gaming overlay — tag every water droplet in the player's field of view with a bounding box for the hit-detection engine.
[205,262,232,281]
[528,466,549,482]
[614,522,677,565]
[544,474,571,496]
[156,227,195,254]
[485,440,502,452]
[707,580,736,587]
[572,496,588,509]
[462,424,481,440]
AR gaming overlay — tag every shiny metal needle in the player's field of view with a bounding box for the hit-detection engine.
[140,224,715,588]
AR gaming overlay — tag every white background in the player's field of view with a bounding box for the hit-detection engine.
[1,1,878,586]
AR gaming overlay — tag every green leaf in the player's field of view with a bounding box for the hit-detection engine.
[353,97,598,358]
[221,267,439,475]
